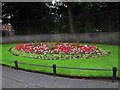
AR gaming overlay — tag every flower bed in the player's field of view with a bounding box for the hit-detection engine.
[10,42,110,60]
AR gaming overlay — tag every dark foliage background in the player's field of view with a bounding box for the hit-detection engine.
[2,2,119,35]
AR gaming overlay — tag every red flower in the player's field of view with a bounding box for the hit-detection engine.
[14,43,100,55]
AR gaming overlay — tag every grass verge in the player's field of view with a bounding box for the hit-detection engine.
[1,43,119,78]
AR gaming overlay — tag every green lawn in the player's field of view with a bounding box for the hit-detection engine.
[1,43,119,78]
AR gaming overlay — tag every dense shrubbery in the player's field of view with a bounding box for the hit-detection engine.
[10,42,110,60]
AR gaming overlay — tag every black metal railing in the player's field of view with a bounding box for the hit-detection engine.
[2,60,120,83]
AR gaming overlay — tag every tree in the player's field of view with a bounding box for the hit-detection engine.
[2,2,51,23]
[2,2,119,34]
[67,3,75,33]
[2,2,52,34]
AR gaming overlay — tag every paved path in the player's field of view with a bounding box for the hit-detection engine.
[1,66,119,88]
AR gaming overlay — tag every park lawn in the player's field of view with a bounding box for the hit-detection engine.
[0,43,119,78]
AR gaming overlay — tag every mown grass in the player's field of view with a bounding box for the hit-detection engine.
[0,43,119,78]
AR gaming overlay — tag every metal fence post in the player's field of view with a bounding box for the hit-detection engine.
[14,60,19,70]
[112,67,117,82]
[53,64,56,76]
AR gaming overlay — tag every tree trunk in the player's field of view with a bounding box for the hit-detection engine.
[26,18,30,35]
[67,3,74,33]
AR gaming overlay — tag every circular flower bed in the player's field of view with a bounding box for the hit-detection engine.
[10,42,110,60]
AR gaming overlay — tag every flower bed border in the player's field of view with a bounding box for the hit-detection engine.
[9,42,110,60]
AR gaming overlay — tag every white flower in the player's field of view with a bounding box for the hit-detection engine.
[35,50,37,52]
